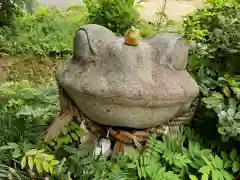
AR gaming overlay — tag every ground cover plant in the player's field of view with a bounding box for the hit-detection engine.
[0,5,88,57]
[0,0,155,57]
[1,0,240,179]
[184,0,240,142]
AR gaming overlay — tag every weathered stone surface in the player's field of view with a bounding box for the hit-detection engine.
[56,24,199,129]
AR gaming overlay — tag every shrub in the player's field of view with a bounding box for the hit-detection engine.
[184,0,240,75]
[1,80,240,179]
[183,0,240,141]
[0,2,156,57]
[0,80,59,145]
[136,21,156,38]
[0,0,25,26]
[84,0,140,35]
[0,6,87,56]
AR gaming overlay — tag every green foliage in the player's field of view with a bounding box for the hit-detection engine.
[0,163,28,179]
[84,0,140,35]
[0,142,22,159]
[4,56,61,83]
[136,127,236,180]
[183,0,240,140]
[0,80,59,145]
[3,0,240,177]
[136,21,156,38]
[21,149,59,175]
[202,75,240,141]
[0,6,87,56]
[49,122,85,150]
[1,79,240,179]
[57,145,139,179]
[2,78,237,179]
[0,0,25,26]
[51,126,240,179]
[184,0,240,75]
[0,3,156,57]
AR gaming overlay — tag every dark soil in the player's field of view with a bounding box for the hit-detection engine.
[0,56,9,83]
[0,56,63,83]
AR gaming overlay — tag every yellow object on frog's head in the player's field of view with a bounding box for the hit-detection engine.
[124,26,141,46]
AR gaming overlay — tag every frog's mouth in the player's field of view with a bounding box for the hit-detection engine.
[58,84,196,129]
[62,83,193,108]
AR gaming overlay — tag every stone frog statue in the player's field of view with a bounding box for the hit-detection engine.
[48,24,199,140]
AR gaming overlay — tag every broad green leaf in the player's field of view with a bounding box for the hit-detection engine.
[42,161,50,173]
[70,133,78,141]
[7,142,19,149]
[189,175,198,180]
[12,148,21,158]
[75,129,84,138]
[21,156,27,169]
[232,161,240,172]
[218,111,227,118]
[220,170,233,180]
[111,163,121,174]
[235,112,240,119]
[199,165,211,174]
[50,160,59,166]
[68,122,80,130]
[124,145,139,160]
[63,146,78,154]
[232,87,240,95]
[216,103,225,113]
[221,151,228,160]
[201,149,212,156]
[56,136,71,144]
[211,170,222,180]
[201,174,208,180]
[229,98,237,112]
[127,163,136,169]
[25,149,38,156]
[227,108,235,117]
[218,77,227,82]
[66,135,73,143]
[202,156,213,169]
[35,152,44,159]
[0,143,19,150]
[218,127,226,135]
[210,155,218,169]
[188,141,195,157]
[49,165,54,174]
[212,92,224,99]
[0,146,12,150]
[38,149,45,153]
[35,158,43,174]
[193,142,201,154]
[214,155,224,169]
[45,154,54,161]
[28,156,34,170]
[230,149,237,161]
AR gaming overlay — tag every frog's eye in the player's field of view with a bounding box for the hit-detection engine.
[73,30,90,62]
